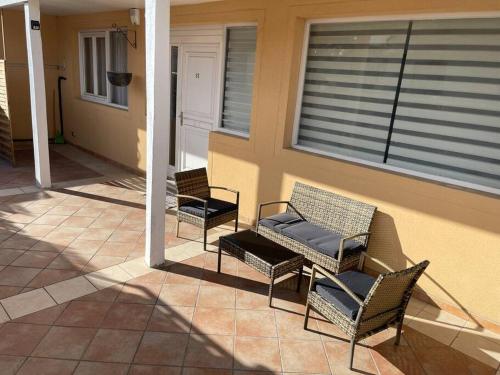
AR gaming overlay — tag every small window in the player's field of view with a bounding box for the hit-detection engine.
[79,30,128,108]
[220,26,257,135]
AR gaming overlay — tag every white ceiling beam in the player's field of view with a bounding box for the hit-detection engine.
[24,0,51,188]
[144,0,170,267]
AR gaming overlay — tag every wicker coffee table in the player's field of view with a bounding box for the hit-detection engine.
[218,230,304,306]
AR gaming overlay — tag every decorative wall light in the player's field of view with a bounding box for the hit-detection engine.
[111,8,141,49]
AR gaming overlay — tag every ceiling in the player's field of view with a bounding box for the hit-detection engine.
[7,0,220,16]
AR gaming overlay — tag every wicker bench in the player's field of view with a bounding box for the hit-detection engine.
[256,182,376,274]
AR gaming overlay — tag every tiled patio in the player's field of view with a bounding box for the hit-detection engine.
[0,162,498,374]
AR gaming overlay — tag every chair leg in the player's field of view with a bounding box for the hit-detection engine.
[203,228,207,251]
[395,320,403,346]
[175,220,180,237]
[234,217,238,232]
[348,338,356,370]
[303,302,311,330]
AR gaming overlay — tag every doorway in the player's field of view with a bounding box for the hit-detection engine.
[168,37,222,178]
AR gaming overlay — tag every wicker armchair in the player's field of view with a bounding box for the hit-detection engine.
[174,168,239,250]
[304,253,429,369]
[256,182,376,274]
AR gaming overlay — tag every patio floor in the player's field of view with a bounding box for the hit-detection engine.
[0,158,498,374]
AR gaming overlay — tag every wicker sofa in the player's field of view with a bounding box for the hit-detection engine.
[256,182,377,274]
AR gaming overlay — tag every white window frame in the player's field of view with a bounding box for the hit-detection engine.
[292,12,500,197]
[78,29,128,110]
[216,22,258,139]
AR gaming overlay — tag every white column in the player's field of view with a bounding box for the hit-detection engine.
[145,0,170,267]
[24,0,51,188]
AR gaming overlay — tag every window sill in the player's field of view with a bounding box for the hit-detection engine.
[291,144,500,199]
[80,95,128,111]
[213,128,250,140]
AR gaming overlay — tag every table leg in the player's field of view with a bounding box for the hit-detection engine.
[297,266,303,292]
[217,245,222,274]
[268,269,275,307]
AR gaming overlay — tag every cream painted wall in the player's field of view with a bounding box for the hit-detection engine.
[2,10,59,140]
[56,11,147,172]
[2,0,499,325]
[173,0,500,325]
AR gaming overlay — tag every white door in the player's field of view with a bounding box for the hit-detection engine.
[178,44,220,171]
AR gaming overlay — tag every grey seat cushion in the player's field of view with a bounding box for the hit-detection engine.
[259,213,304,233]
[315,270,376,319]
[281,221,365,259]
[178,197,237,219]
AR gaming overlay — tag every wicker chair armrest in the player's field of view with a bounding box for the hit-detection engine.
[337,232,371,262]
[175,194,207,204]
[209,186,239,195]
[310,264,364,307]
[359,251,395,273]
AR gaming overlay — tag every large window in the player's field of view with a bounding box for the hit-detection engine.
[295,17,500,193]
[220,26,257,136]
[79,30,128,108]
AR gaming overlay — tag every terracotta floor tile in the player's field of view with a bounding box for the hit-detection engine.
[157,284,199,307]
[11,251,58,268]
[73,361,129,375]
[276,310,320,340]
[47,253,93,271]
[47,206,79,216]
[78,228,114,241]
[101,303,153,330]
[0,266,41,287]
[60,216,95,228]
[32,326,96,359]
[30,238,71,253]
[89,217,124,229]
[134,331,189,366]
[235,287,272,311]
[0,285,23,299]
[17,357,78,375]
[130,364,182,375]
[131,269,167,284]
[96,242,136,257]
[234,336,281,371]
[65,239,103,253]
[182,368,231,375]
[314,316,350,341]
[0,323,50,355]
[108,230,143,243]
[0,249,25,266]
[191,307,235,335]
[147,305,194,334]
[83,255,127,273]
[0,236,38,250]
[73,207,105,218]
[235,310,277,337]
[165,264,203,285]
[116,282,162,304]
[77,284,123,303]
[0,354,25,374]
[28,269,81,288]
[197,286,235,308]
[271,289,307,314]
[14,303,68,325]
[324,339,378,374]
[370,344,426,375]
[279,339,330,374]
[84,328,143,363]
[19,224,57,238]
[55,301,112,327]
[183,334,234,369]
[44,227,85,240]
[32,214,69,226]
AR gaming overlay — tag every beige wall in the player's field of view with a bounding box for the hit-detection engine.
[56,11,147,171]
[1,9,59,140]
[2,0,499,325]
[173,0,500,326]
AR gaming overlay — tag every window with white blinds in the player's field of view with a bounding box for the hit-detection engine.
[295,18,500,192]
[221,26,257,135]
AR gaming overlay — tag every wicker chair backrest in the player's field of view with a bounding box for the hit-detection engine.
[174,168,211,206]
[287,182,377,245]
[360,260,429,322]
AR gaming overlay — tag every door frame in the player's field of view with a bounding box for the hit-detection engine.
[168,25,225,177]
